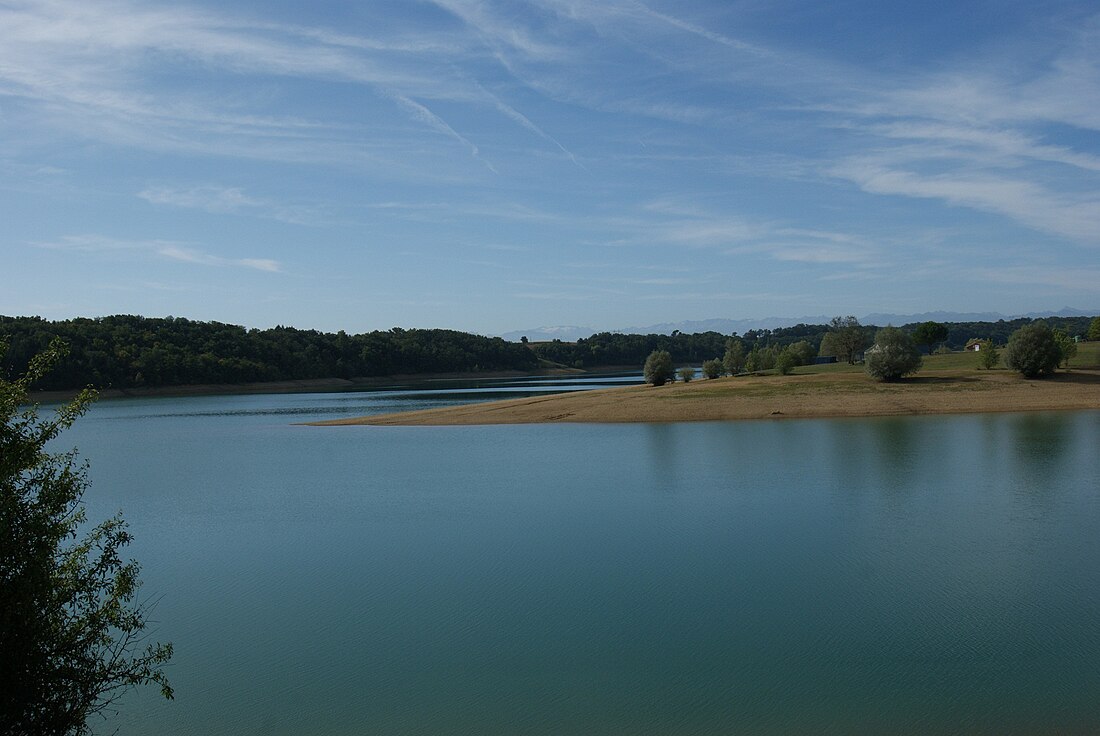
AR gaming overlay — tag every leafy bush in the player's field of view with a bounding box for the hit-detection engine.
[1005,323,1061,378]
[865,326,922,381]
[701,359,723,379]
[677,366,695,383]
[643,350,675,386]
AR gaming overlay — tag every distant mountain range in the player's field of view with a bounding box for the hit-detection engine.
[499,307,1098,342]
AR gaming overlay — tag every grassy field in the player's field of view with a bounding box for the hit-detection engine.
[777,340,1100,376]
[318,343,1100,426]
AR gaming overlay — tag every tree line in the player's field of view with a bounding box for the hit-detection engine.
[3,313,1095,392]
[0,315,539,391]
[533,316,1094,369]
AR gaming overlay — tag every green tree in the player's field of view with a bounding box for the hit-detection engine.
[785,340,815,366]
[912,321,949,355]
[818,331,839,360]
[1053,328,1077,369]
[1004,322,1061,378]
[1089,316,1100,341]
[828,316,869,364]
[1,339,173,736]
[701,359,723,379]
[677,366,695,383]
[977,340,1000,370]
[722,338,745,375]
[744,345,777,373]
[643,350,675,386]
[865,326,922,381]
[775,350,796,375]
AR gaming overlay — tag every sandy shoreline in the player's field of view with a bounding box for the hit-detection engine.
[312,368,1100,426]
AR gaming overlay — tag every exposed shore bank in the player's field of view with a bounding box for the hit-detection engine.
[313,368,1100,426]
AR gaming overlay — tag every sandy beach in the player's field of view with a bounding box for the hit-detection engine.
[313,367,1100,426]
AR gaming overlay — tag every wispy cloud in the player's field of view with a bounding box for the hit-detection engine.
[832,160,1100,245]
[0,0,586,171]
[138,185,322,225]
[138,185,264,213]
[392,95,491,169]
[810,15,1100,248]
[34,235,281,272]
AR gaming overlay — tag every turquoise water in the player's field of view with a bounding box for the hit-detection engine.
[55,383,1100,735]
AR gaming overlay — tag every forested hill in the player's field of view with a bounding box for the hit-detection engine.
[0,315,539,391]
[3,313,1094,392]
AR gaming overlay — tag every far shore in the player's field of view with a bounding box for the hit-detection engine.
[311,368,1100,426]
[25,367,600,404]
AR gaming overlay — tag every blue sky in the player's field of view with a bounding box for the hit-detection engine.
[3,0,1098,335]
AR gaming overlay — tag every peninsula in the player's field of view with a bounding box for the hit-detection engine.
[313,363,1100,427]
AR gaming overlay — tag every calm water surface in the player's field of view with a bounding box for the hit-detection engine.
[55,378,1100,735]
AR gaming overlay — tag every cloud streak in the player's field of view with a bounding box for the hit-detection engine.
[138,185,322,225]
[35,235,281,272]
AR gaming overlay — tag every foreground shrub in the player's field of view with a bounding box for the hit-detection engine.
[701,359,723,379]
[677,366,695,383]
[1,339,173,735]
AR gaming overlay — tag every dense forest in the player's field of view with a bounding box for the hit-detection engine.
[0,315,539,391]
[2,314,1094,391]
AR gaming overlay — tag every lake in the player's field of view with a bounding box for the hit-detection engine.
[53,376,1100,735]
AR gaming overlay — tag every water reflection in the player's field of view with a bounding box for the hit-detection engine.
[1007,412,1073,512]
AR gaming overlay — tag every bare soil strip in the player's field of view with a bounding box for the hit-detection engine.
[312,369,1100,426]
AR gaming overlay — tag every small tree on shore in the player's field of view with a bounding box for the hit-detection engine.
[977,340,1000,370]
[701,359,723,379]
[643,350,675,386]
[677,366,694,383]
[775,350,796,375]
[865,326,922,381]
[1053,328,1077,369]
[722,338,745,375]
[1004,322,1061,378]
